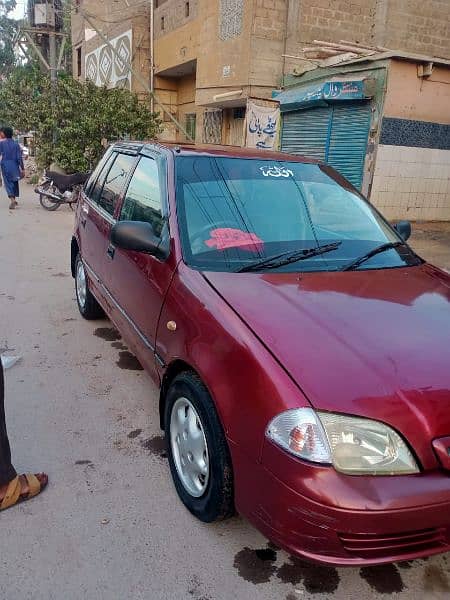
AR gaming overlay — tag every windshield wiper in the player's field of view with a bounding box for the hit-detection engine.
[236,242,342,273]
[340,241,407,271]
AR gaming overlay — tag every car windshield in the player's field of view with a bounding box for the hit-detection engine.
[175,156,421,273]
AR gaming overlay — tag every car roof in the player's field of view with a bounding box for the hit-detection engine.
[112,140,320,164]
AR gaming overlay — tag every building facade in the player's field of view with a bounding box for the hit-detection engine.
[71,0,450,219]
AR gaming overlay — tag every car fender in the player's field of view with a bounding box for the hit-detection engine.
[155,263,311,463]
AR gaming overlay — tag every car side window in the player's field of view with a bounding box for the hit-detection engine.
[88,153,116,204]
[84,149,113,197]
[98,153,136,217]
[119,156,165,237]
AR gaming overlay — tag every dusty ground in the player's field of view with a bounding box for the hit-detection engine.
[0,185,449,600]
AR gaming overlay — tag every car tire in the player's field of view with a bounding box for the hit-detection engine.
[165,371,234,523]
[75,253,104,320]
[38,182,61,211]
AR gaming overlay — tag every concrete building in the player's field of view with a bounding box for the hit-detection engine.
[273,0,450,220]
[71,0,450,219]
[276,52,450,219]
[71,0,290,144]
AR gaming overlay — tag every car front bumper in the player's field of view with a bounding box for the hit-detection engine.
[233,440,450,566]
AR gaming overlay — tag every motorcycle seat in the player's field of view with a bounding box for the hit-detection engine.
[46,171,90,193]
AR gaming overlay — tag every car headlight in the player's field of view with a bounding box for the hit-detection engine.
[266,409,419,475]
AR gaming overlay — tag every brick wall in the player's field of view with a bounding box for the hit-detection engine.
[155,0,198,38]
[252,0,287,41]
[383,0,450,58]
[250,0,287,88]
[285,0,450,62]
[293,0,377,46]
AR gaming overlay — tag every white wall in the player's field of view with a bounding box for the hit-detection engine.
[371,145,450,221]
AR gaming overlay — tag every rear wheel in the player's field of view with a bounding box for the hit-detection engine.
[75,254,104,319]
[165,371,234,522]
[38,182,61,211]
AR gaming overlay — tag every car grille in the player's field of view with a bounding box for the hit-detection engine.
[338,527,449,559]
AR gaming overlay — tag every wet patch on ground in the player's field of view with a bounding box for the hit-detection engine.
[75,460,93,466]
[52,272,69,277]
[233,545,340,592]
[141,435,167,458]
[128,429,143,439]
[255,548,277,562]
[233,547,278,584]
[116,351,144,371]
[360,564,404,594]
[111,341,128,350]
[276,556,340,594]
[94,327,122,342]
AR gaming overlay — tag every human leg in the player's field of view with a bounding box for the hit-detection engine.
[0,361,48,510]
[0,361,17,486]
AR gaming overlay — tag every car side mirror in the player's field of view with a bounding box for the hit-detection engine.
[111,221,167,259]
[393,220,412,241]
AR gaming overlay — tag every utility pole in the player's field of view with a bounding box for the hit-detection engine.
[19,2,66,147]
[149,0,155,114]
[21,2,65,73]
[49,30,57,84]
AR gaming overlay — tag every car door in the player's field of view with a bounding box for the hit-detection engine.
[78,150,137,295]
[104,151,176,377]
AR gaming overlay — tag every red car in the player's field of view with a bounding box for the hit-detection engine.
[71,142,450,566]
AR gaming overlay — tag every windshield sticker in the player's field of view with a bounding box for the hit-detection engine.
[259,165,294,178]
[205,228,264,252]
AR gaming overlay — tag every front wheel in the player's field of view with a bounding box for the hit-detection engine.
[75,253,104,320]
[38,182,61,211]
[165,371,234,522]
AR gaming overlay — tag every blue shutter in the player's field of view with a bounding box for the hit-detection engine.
[280,102,371,190]
[327,103,371,189]
[281,106,331,160]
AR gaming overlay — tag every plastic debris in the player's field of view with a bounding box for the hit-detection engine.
[1,355,22,370]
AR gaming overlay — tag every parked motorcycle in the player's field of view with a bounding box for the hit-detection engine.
[35,171,90,211]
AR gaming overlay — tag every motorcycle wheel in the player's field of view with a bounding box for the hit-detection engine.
[38,182,61,211]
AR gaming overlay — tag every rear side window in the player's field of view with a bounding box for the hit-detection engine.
[84,148,114,196]
[98,153,136,216]
[87,153,115,203]
[119,156,164,237]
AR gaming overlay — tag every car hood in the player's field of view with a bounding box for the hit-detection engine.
[204,264,450,467]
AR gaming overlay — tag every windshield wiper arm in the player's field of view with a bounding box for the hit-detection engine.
[340,241,407,271]
[236,242,342,273]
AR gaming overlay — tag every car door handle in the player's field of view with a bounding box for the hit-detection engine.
[107,244,115,260]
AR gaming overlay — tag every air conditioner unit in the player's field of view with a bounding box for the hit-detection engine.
[34,3,56,27]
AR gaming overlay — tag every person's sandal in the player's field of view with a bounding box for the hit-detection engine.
[0,474,48,511]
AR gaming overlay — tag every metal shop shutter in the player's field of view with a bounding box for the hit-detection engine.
[281,106,331,160]
[327,103,371,189]
[280,102,371,189]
